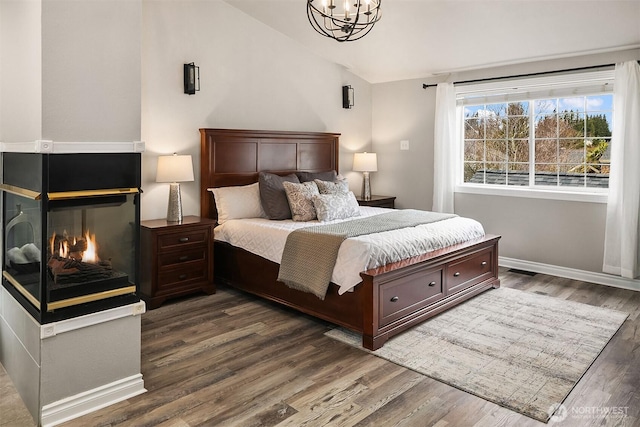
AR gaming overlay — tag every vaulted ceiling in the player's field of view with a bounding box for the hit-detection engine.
[224,0,640,83]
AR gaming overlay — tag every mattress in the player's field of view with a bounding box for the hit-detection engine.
[214,206,485,294]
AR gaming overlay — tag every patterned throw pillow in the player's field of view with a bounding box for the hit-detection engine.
[314,178,349,195]
[283,181,320,221]
[312,192,361,222]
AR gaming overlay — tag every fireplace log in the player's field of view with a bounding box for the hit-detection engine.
[70,239,87,253]
[47,256,114,285]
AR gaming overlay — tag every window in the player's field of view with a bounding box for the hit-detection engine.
[457,71,614,197]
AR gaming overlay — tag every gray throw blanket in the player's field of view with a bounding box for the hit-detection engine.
[277,210,457,299]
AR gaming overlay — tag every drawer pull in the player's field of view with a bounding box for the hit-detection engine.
[178,274,188,280]
[178,255,189,261]
[481,261,487,266]
[453,272,460,277]
[428,281,437,287]
[179,237,190,243]
[390,296,399,302]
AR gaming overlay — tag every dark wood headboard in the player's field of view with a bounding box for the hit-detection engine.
[200,128,340,220]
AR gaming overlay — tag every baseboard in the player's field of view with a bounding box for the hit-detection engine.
[499,256,640,292]
[41,374,146,427]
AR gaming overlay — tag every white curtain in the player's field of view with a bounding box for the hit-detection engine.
[603,61,640,279]
[432,82,458,213]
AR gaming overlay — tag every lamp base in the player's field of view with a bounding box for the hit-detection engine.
[361,171,371,201]
[167,182,183,223]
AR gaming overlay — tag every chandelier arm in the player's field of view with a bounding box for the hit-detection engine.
[307,5,336,38]
[306,0,381,42]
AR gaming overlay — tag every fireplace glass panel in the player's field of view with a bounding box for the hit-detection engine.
[46,194,137,305]
[4,193,42,303]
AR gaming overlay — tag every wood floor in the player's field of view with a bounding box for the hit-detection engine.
[3,268,639,426]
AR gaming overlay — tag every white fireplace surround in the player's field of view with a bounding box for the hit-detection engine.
[0,287,147,426]
[0,141,147,425]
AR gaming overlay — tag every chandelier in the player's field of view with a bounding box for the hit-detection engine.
[307,0,382,42]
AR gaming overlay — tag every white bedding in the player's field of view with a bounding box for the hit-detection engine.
[214,206,485,294]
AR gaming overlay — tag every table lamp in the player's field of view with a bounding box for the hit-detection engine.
[156,153,194,223]
[353,152,377,200]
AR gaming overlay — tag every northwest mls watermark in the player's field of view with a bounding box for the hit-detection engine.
[549,403,629,423]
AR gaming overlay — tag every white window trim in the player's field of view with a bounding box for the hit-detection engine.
[455,183,608,203]
[455,69,614,203]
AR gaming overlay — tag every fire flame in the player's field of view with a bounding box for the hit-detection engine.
[49,230,99,263]
[83,231,98,263]
[60,240,69,258]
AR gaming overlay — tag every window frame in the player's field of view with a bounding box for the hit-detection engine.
[454,70,614,204]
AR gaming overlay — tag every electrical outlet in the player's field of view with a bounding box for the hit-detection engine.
[400,140,409,150]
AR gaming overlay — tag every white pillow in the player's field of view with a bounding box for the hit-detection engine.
[312,191,361,222]
[208,182,266,224]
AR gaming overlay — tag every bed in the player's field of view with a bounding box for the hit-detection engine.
[200,128,500,350]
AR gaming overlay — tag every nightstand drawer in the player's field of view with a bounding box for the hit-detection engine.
[157,263,208,291]
[158,229,209,250]
[158,248,207,268]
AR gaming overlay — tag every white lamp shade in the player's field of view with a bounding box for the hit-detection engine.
[156,154,195,183]
[353,152,378,172]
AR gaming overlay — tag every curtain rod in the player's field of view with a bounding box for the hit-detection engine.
[421,62,628,89]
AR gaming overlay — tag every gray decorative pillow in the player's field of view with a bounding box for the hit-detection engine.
[312,192,361,222]
[314,178,349,195]
[283,181,320,221]
[296,170,337,183]
[259,172,300,220]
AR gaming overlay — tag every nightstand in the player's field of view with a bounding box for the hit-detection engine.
[356,195,396,209]
[140,216,216,309]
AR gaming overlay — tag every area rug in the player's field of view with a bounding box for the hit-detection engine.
[325,287,628,422]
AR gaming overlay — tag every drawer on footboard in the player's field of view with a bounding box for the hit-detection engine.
[379,268,444,327]
[446,247,494,295]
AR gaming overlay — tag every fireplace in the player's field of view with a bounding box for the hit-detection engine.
[1,151,141,323]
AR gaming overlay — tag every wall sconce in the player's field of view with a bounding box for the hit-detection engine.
[342,85,354,109]
[353,152,377,200]
[184,62,200,95]
[156,153,195,223]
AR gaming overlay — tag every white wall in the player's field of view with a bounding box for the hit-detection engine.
[41,0,141,142]
[0,0,42,142]
[0,2,2,140]
[372,48,640,273]
[140,0,373,220]
[371,78,434,210]
[0,0,140,143]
